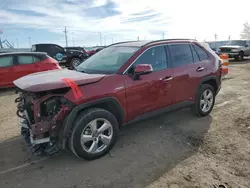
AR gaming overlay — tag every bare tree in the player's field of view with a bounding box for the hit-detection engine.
[240,22,250,39]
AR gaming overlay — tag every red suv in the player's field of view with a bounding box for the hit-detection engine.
[14,39,222,160]
[0,52,61,88]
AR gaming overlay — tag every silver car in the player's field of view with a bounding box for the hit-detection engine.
[218,40,250,60]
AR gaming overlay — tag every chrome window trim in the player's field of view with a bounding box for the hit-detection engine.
[122,42,192,74]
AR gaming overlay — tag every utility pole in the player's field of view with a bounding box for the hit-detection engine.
[137,36,139,41]
[111,37,114,44]
[98,32,102,46]
[104,36,106,46]
[214,33,217,50]
[162,32,165,39]
[16,38,19,48]
[28,37,31,48]
[64,26,68,47]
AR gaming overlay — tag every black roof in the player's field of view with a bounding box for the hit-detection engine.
[0,52,47,56]
[110,39,196,48]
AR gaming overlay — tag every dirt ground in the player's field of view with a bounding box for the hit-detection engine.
[0,60,250,188]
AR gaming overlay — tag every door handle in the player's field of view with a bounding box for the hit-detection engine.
[196,67,204,72]
[160,76,173,81]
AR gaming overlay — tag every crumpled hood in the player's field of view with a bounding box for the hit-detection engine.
[14,69,106,92]
[220,45,242,49]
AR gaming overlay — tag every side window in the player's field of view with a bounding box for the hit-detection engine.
[18,55,34,65]
[133,46,167,71]
[193,44,209,61]
[0,56,14,68]
[32,56,40,63]
[190,45,200,62]
[168,44,193,67]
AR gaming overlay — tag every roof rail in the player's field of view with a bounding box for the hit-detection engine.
[142,38,196,47]
[105,40,140,48]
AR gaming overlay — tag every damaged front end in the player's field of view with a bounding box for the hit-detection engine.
[16,89,74,156]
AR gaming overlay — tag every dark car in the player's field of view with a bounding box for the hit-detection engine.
[86,46,105,56]
[32,44,88,69]
[14,39,222,160]
[0,52,61,88]
[65,46,89,55]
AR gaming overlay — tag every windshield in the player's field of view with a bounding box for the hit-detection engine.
[226,40,246,46]
[76,46,138,74]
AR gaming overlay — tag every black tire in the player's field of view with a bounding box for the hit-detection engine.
[192,84,215,117]
[239,51,244,61]
[234,55,239,61]
[70,58,81,69]
[69,108,119,160]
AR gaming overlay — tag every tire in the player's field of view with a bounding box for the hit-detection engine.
[192,84,215,117]
[70,58,81,69]
[239,51,244,61]
[69,108,119,160]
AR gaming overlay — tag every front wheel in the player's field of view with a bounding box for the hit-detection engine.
[193,84,215,117]
[70,58,81,69]
[69,108,119,160]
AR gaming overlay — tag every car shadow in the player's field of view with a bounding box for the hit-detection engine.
[0,88,17,97]
[0,108,212,188]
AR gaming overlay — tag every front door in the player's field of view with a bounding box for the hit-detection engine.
[124,45,173,121]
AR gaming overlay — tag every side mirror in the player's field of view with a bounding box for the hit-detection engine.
[132,64,153,80]
[245,44,249,47]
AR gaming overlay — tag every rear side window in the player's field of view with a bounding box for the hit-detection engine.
[190,45,200,62]
[18,55,34,65]
[0,56,14,67]
[32,56,40,63]
[193,44,209,61]
[168,44,193,67]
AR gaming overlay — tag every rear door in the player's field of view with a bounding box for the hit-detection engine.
[189,43,211,96]
[14,55,38,79]
[0,55,15,87]
[167,43,195,104]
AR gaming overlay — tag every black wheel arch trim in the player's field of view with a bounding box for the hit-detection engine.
[196,75,220,96]
[59,97,124,149]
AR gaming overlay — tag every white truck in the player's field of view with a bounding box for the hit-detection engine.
[218,40,250,60]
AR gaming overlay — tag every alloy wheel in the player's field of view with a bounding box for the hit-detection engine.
[80,118,113,154]
[200,89,214,113]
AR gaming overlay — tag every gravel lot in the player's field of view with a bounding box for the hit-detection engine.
[0,60,250,188]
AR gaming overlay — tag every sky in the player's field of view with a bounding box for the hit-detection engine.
[0,0,250,48]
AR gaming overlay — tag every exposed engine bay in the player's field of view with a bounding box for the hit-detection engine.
[15,89,74,156]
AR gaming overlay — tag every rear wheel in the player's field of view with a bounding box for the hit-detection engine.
[69,108,119,160]
[193,84,215,117]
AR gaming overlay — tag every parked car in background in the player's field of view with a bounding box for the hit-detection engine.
[65,46,89,56]
[14,39,222,160]
[32,44,88,69]
[0,52,61,88]
[218,40,250,60]
[86,46,105,56]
